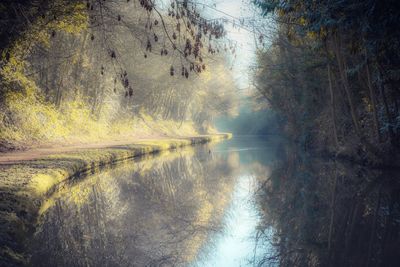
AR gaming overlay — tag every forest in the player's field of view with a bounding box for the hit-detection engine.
[1,0,400,267]
[253,1,400,266]
[254,0,400,164]
[0,0,238,151]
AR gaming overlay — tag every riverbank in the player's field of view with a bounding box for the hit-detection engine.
[0,133,231,266]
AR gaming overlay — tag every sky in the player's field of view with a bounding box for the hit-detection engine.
[201,0,260,90]
[158,0,266,91]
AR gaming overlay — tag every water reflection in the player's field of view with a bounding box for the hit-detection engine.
[28,137,400,266]
[193,174,262,267]
[256,142,400,267]
[29,145,239,266]
[27,137,282,267]
[192,137,280,266]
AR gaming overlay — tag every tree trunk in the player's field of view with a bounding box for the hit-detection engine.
[328,64,339,147]
[366,187,382,267]
[328,163,338,258]
[365,56,381,142]
[375,61,396,145]
[333,33,362,138]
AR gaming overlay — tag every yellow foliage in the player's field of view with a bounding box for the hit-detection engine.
[306,31,317,39]
[0,85,202,146]
[0,1,88,99]
[48,3,88,34]
[0,2,93,147]
[299,17,307,26]
[0,0,222,148]
[30,172,63,196]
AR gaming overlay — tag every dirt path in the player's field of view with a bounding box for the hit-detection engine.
[0,136,175,164]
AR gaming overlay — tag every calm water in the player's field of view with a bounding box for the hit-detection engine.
[26,137,400,266]
[27,137,280,266]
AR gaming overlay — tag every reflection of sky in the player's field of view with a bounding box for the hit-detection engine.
[196,174,263,267]
[193,173,274,267]
[193,137,277,267]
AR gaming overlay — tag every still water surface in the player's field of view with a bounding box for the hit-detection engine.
[28,137,400,266]
[28,137,279,266]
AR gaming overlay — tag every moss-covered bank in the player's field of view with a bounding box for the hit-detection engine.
[0,133,231,266]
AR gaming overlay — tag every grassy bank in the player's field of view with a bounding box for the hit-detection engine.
[0,133,231,266]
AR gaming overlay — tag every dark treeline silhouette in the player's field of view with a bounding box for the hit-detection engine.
[254,0,400,165]
[251,1,400,266]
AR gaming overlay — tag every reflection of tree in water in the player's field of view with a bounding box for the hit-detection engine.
[28,146,238,267]
[256,144,400,267]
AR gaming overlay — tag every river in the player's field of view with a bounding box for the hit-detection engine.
[24,136,400,266]
[27,137,280,266]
